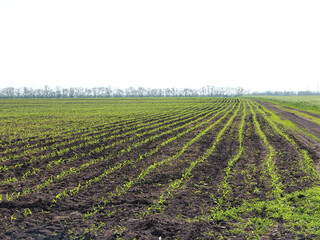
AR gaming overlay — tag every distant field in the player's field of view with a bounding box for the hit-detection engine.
[0,98,320,239]
[248,95,320,115]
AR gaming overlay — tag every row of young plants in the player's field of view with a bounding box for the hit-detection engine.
[0,98,205,153]
[50,102,233,206]
[49,100,230,202]
[0,101,202,157]
[76,101,239,234]
[1,111,157,157]
[247,101,283,201]
[2,98,319,239]
[0,99,231,235]
[71,100,240,238]
[0,102,220,185]
[0,114,98,146]
[252,102,319,180]
[215,100,247,209]
[211,100,320,238]
[177,99,320,238]
[180,100,282,220]
[0,101,229,202]
[0,102,207,177]
[0,101,204,162]
[0,99,218,150]
[167,100,258,224]
[141,101,241,217]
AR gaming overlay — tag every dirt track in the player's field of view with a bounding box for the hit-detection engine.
[283,106,320,119]
[258,101,320,139]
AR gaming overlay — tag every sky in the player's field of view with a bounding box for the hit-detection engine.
[0,0,319,92]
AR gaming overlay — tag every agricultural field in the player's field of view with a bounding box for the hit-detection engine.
[0,98,320,239]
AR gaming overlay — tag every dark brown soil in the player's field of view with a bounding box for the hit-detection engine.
[1,101,319,240]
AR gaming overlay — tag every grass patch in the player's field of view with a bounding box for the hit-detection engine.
[246,95,320,116]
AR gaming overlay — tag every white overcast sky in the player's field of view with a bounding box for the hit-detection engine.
[0,1,320,92]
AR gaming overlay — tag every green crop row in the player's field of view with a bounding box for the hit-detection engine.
[252,101,319,180]
[142,101,241,216]
[1,101,206,156]
[248,102,283,201]
[78,101,238,225]
[217,100,247,208]
[0,101,227,202]
[0,102,204,164]
[50,101,231,204]
[0,102,207,178]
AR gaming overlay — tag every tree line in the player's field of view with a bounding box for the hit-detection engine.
[0,86,245,98]
[250,90,320,96]
[1,86,319,99]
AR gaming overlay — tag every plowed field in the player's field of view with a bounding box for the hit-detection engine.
[0,98,319,239]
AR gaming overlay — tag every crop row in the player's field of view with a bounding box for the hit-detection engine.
[0,102,208,174]
[0,102,205,155]
[2,98,318,239]
[0,102,207,161]
[50,101,235,206]
[68,101,240,235]
[0,102,222,181]
[0,100,230,202]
